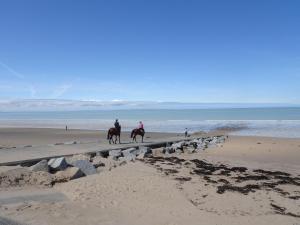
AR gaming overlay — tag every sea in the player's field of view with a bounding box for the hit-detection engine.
[0,107,300,138]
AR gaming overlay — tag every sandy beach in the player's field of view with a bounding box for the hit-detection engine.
[0,128,299,225]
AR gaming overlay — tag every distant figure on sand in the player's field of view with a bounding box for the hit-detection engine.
[184,128,188,137]
[66,125,68,131]
[107,119,121,144]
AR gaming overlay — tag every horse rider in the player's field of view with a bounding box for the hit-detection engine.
[114,119,121,130]
[138,121,144,132]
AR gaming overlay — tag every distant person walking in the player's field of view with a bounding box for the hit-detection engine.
[184,128,188,138]
[66,125,68,131]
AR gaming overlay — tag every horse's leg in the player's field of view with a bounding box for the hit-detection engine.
[118,135,121,144]
[142,135,144,143]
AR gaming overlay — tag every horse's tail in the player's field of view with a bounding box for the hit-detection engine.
[130,129,135,138]
[107,129,110,140]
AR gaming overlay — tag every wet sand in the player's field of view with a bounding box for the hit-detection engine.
[0,127,180,148]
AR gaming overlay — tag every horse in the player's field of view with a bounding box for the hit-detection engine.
[131,128,145,143]
[107,126,121,144]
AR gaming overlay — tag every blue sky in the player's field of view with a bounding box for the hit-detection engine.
[0,0,300,103]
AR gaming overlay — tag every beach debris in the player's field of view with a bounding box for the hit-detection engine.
[68,159,96,175]
[30,159,49,172]
[48,157,68,171]
[217,184,260,194]
[54,167,85,182]
[24,145,32,148]
[270,203,300,218]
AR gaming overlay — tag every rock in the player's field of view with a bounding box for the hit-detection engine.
[119,153,135,162]
[122,147,138,157]
[99,157,118,170]
[137,146,152,155]
[171,141,185,150]
[30,160,49,172]
[66,154,90,165]
[163,147,175,154]
[54,167,85,182]
[185,147,195,154]
[109,149,122,159]
[175,148,183,154]
[136,152,147,159]
[152,148,164,157]
[91,156,106,168]
[48,157,68,171]
[69,160,96,175]
[117,157,129,165]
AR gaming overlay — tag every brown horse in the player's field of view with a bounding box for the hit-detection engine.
[131,128,145,143]
[107,126,121,144]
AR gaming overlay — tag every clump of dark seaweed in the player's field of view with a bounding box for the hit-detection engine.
[270,203,300,218]
[174,177,192,182]
[217,184,260,195]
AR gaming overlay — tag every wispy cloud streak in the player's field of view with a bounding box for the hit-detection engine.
[0,61,25,79]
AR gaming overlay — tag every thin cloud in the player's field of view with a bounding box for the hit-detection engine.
[29,85,37,98]
[51,84,73,98]
[0,61,25,79]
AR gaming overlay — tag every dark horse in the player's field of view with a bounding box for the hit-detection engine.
[131,128,145,143]
[107,126,121,144]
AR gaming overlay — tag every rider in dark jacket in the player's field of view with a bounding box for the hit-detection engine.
[114,119,120,130]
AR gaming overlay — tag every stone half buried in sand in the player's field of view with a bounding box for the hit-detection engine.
[122,147,138,157]
[69,159,97,175]
[109,149,122,159]
[137,146,152,155]
[48,157,68,171]
[163,147,175,154]
[54,167,85,182]
[30,159,49,172]
[171,141,186,151]
[91,156,106,168]
[152,148,164,157]
[65,154,91,165]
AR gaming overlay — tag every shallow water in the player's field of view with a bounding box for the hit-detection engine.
[0,108,300,138]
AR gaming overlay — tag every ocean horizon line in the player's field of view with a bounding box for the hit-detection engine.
[0,99,300,112]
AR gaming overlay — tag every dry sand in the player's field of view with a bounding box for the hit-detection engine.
[0,128,299,225]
